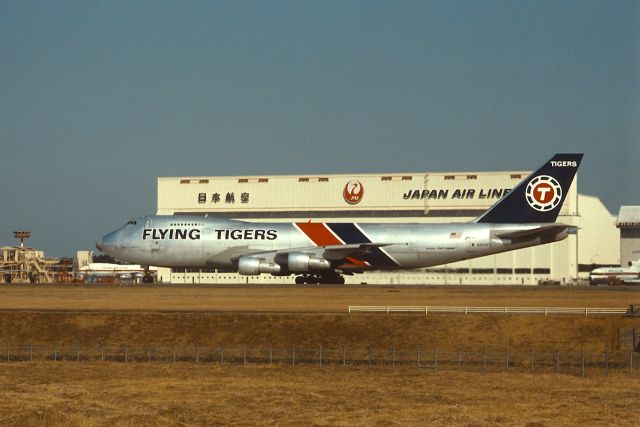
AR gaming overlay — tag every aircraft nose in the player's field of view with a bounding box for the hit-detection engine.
[96,232,118,255]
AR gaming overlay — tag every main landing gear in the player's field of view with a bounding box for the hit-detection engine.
[294,274,345,285]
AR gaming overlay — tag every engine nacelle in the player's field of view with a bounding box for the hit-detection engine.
[287,252,331,272]
[238,256,282,275]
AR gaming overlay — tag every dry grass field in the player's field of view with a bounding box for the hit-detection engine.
[0,284,639,426]
[1,363,638,426]
[0,283,638,312]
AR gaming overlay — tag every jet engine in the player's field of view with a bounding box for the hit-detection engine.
[238,256,282,275]
[287,252,331,272]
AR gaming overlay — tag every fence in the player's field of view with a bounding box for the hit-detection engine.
[1,342,638,378]
[347,306,631,315]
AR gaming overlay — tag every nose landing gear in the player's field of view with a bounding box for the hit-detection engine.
[141,266,155,283]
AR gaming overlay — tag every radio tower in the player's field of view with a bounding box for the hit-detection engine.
[13,231,31,248]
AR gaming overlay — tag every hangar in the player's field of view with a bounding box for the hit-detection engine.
[155,169,618,285]
[617,206,640,267]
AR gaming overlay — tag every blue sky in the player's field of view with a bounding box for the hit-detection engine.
[1,1,639,256]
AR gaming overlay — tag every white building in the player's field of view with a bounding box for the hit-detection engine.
[617,206,640,266]
[155,170,618,285]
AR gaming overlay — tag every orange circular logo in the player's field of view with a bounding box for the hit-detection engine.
[525,175,562,212]
[343,180,364,205]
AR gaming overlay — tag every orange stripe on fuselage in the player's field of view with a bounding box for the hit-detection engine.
[296,223,368,267]
[296,222,342,246]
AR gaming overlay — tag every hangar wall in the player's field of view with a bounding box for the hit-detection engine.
[155,170,618,285]
[617,206,640,266]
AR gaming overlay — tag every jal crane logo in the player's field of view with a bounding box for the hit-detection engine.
[343,180,364,205]
[525,175,562,212]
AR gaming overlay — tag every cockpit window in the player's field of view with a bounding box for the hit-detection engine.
[127,220,137,225]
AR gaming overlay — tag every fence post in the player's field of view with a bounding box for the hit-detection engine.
[54,343,57,362]
[269,345,273,366]
[292,345,295,368]
[530,348,534,374]
[148,346,151,364]
[101,343,105,362]
[556,349,560,374]
[29,343,33,362]
[124,344,128,363]
[581,349,585,378]
[195,345,199,363]
[6,342,9,362]
[505,347,509,369]
[319,345,322,367]
[434,347,437,370]
[342,346,346,367]
[390,346,396,367]
[482,347,486,373]
[605,349,608,377]
[457,346,461,370]
[243,345,247,368]
[416,347,420,370]
[172,345,176,364]
[220,346,224,366]
[76,343,80,362]
[368,345,371,368]
[630,350,634,377]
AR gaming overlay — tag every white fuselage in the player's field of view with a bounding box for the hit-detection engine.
[97,215,568,274]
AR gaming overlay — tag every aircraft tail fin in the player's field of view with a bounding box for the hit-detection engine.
[475,153,583,224]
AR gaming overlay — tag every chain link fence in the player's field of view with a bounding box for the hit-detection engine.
[2,342,638,378]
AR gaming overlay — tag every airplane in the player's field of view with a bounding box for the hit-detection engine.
[96,153,582,284]
[589,259,640,285]
[76,263,158,283]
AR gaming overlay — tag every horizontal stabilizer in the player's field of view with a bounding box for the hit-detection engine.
[495,224,569,239]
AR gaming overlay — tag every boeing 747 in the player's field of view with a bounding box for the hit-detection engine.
[97,154,582,284]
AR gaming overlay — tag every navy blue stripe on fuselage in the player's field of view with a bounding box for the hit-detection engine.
[326,223,397,267]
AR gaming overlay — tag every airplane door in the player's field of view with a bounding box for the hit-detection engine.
[143,219,162,254]
[465,233,490,253]
[464,236,477,253]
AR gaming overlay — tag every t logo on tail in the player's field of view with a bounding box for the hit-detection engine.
[526,175,562,212]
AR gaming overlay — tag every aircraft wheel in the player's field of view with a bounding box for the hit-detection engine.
[295,276,304,285]
[142,275,154,284]
[318,275,344,285]
[318,275,332,285]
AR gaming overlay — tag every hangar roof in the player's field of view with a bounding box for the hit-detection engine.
[616,206,640,228]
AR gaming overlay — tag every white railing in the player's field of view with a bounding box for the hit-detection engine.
[347,306,630,316]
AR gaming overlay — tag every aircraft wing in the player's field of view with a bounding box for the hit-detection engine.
[231,243,389,261]
[321,243,391,261]
[494,224,570,240]
[272,243,390,261]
